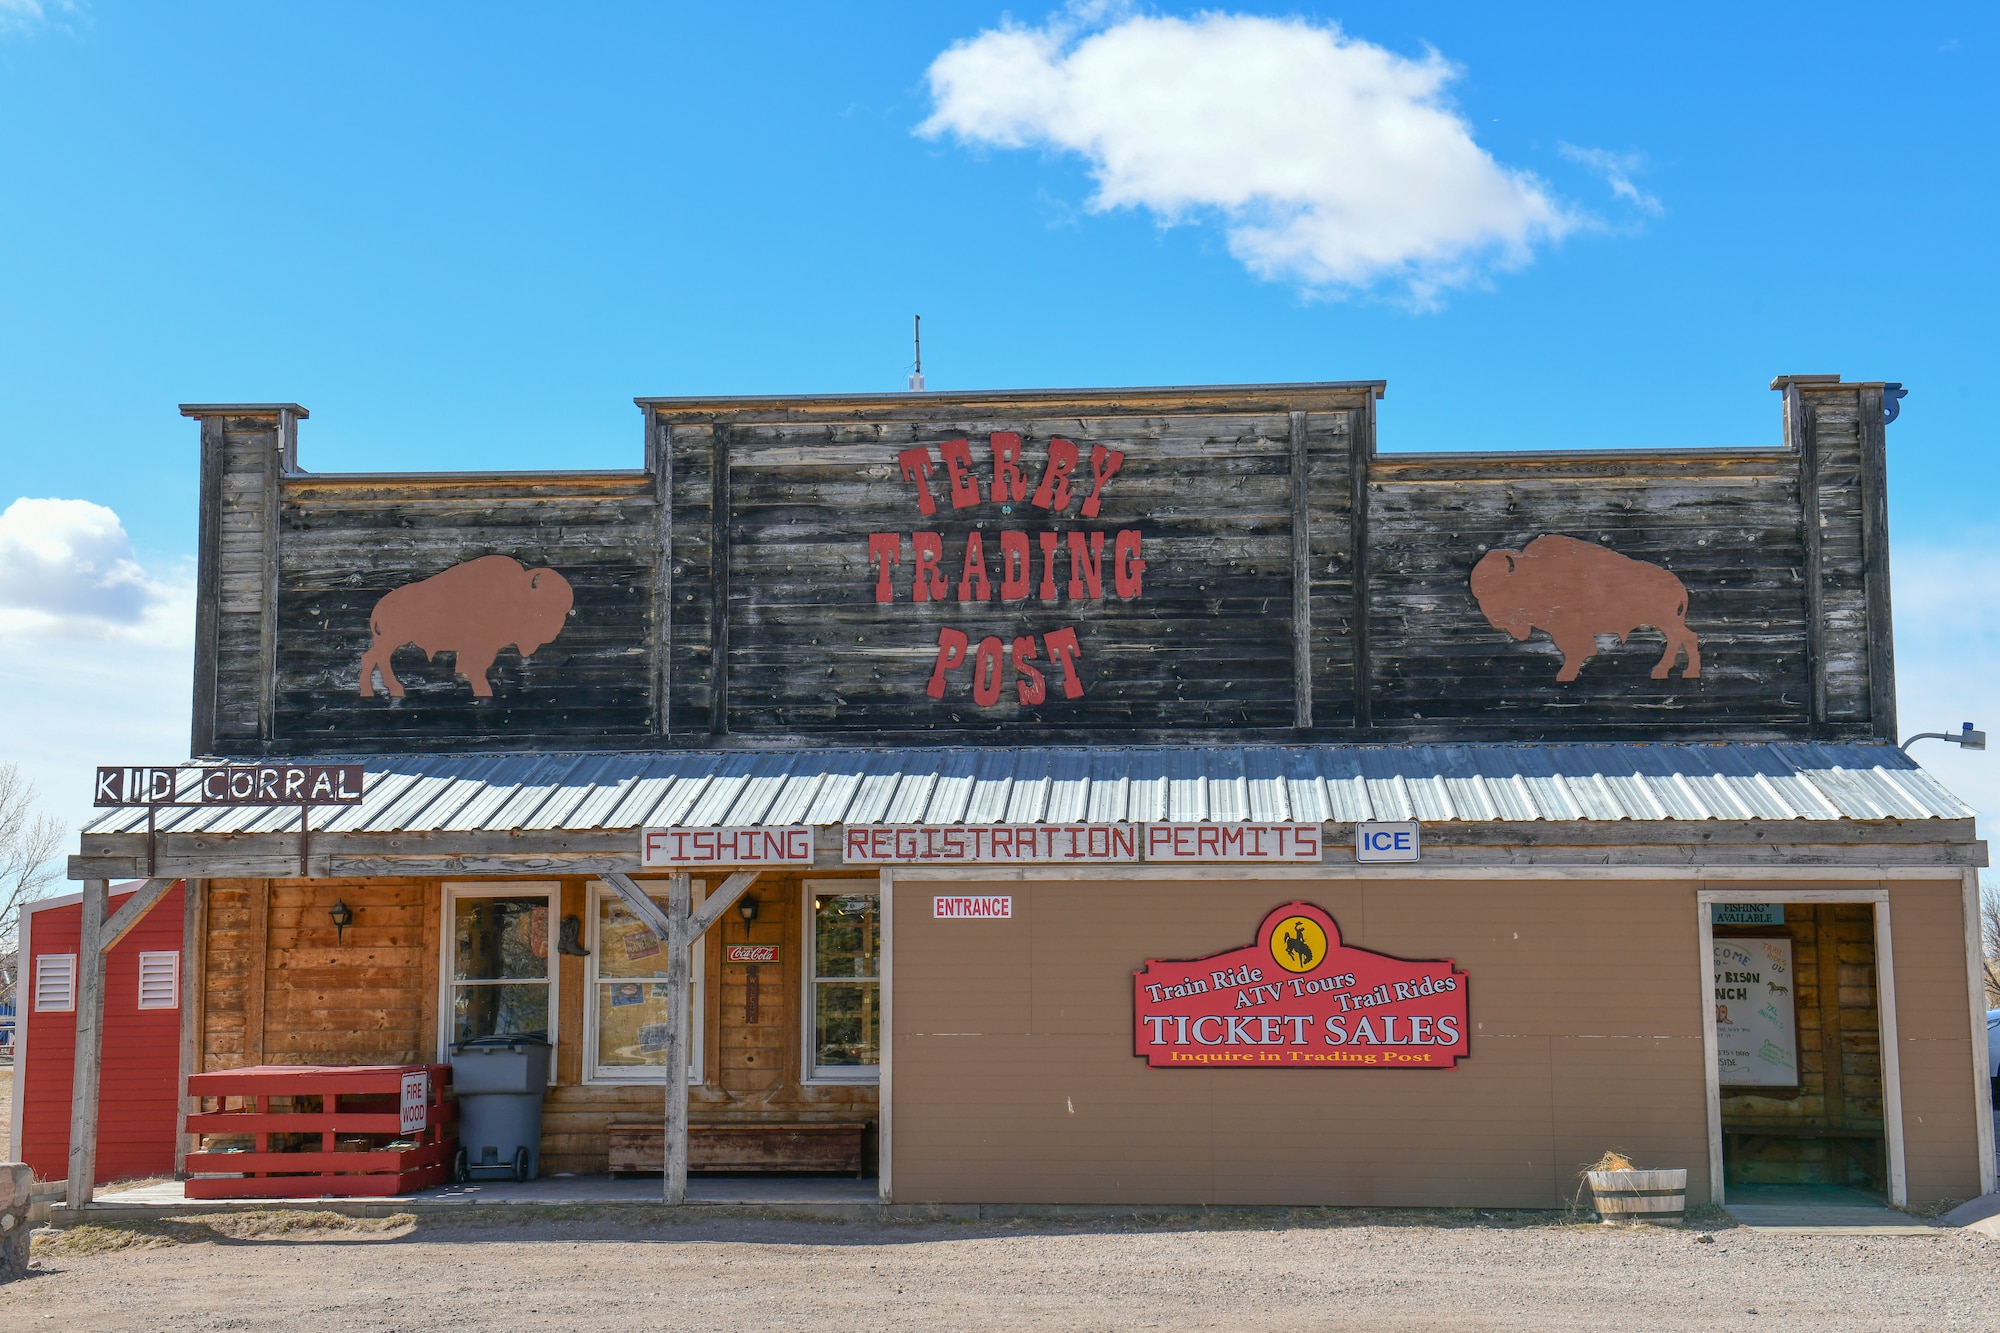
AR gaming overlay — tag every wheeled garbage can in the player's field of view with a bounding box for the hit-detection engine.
[449,1035,552,1182]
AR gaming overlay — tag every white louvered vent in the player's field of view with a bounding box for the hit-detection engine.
[137,951,179,1010]
[35,954,77,1011]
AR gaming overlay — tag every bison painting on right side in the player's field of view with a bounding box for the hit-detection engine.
[1469,534,1701,683]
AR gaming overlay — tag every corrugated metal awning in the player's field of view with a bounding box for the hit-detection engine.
[81,742,1974,836]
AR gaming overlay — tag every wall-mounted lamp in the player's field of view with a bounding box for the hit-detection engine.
[737,894,759,923]
[1900,722,1987,755]
[328,899,354,943]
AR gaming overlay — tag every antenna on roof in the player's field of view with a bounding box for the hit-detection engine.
[908,315,925,392]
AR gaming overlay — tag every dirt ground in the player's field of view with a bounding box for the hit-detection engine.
[1,1206,1994,1331]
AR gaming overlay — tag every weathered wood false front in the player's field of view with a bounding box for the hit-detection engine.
[184,376,1896,754]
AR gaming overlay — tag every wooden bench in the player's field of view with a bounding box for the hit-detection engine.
[608,1123,866,1177]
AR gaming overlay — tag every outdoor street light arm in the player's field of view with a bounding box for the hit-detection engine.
[1899,722,1987,755]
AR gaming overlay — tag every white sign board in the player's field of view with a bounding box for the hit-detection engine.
[641,826,814,867]
[399,1071,429,1133]
[934,895,1013,919]
[1354,821,1420,863]
[1714,937,1799,1087]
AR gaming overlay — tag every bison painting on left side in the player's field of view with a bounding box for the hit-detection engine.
[358,555,575,699]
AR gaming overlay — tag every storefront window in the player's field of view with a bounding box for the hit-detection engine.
[809,890,879,1078]
[589,884,701,1081]
[449,893,553,1045]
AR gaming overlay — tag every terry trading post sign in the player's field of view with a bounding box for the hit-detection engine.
[1133,903,1469,1069]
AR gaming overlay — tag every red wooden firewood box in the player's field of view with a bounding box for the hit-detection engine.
[184,1064,456,1199]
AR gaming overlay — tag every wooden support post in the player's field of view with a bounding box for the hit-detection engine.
[601,867,761,1205]
[177,879,207,1178]
[65,880,109,1210]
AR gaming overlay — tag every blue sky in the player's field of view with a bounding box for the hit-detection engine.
[2,2,1997,840]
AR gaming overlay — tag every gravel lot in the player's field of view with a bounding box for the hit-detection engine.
[2,1207,1994,1332]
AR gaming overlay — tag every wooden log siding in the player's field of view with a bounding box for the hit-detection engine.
[185,380,1897,753]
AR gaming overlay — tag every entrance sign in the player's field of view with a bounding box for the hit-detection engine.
[1144,824,1320,862]
[641,826,812,867]
[845,824,1139,865]
[1714,938,1799,1088]
[94,764,365,808]
[1355,821,1420,863]
[934,895,1013,918]
[1133,903,1469,1069]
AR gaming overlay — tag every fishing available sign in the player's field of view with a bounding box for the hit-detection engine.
[1132,903,1470,1069]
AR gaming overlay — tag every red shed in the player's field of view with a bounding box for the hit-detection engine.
[11,882,186,1184]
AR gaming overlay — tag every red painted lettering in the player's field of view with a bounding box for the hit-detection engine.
[999,531,1031,601]
[939,436,982,509]
[1037,532,1060,600]
[926,627,968,698]
[1066,530,1105,599]
[912,532,946,601]
[1115,530,1146,598]
[990,431,1026,503]
[958,531,991,601]
[1044,626,1085,699]
[972,636,1005,707]
[898,447,939,516]
[1079,445,1125,518]
[1030,436,1079,511]
[1012,635,1046,705]
[868,533,900,603]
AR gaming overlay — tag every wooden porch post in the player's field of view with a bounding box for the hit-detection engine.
[663,871,692,1205]
[64,880,108,1211]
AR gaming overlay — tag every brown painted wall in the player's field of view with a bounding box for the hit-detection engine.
[1887,881,1983,1203]
[889,876,1983,1207]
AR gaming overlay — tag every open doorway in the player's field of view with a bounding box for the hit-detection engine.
[1700,889,1905,1208]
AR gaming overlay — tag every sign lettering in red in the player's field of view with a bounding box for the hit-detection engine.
[641,826,814,867]
[1144,823,1321,862]
[724,944,781,963]
[934,895,1013,918]
[1133,903,1470,1070]
[843,824,1138,865]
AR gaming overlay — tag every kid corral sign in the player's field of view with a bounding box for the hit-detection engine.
[1134,903,1469,1069]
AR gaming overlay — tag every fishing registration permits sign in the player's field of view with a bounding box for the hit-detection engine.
[1132,903,1469,1070]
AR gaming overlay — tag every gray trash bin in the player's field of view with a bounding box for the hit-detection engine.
[449,1035,552,1182]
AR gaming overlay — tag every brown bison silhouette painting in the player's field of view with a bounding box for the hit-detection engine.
[358,555,574,699]
[1469,535,1700,683]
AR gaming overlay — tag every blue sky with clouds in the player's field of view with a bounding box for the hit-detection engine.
[1,2,1997,841]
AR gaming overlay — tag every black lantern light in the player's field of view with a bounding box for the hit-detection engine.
[737,894,759,923]
[328,899,354,943]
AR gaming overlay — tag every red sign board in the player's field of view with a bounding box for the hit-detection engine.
[724,944,781,963]
[1133,903,1469,1070]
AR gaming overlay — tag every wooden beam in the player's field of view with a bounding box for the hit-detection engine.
[176,879,206,1178]
[650,411,674,740]
[686,869,760,937]
[1350,399,1373,733]
[600,872,676,942]
[191,416,225,755]
[1856,384,1897,742]
[709,426,730,737]
[65,880,109,1210]
[257,420,281,746]
[663,870,693,1204]
[1290,410,1312,730]
[99,877,176,954]
[1793,384,1829,736]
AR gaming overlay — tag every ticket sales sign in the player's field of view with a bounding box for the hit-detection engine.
[1133,903,1469,1069]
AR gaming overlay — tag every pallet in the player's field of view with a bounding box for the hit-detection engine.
[608,1123,866,1176]
[185,1063,456,1199]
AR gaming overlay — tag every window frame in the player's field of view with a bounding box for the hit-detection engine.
[581,879,706,1086]
[136,950,180,1011]
[801,879,882,1085]
[436,882,561,1073]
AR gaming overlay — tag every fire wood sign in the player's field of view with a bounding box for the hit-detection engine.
[1133,903,1469,1069]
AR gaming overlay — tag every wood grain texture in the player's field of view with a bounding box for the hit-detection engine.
[188,381,1896,752]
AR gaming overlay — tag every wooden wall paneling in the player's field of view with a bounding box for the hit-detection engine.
[1815,905,1847,1130]
[1856,385,1897,740]
[199,881,250,1068]
[258,417,281,745]
[1793,385,1829,734]
[192,420,225,754]
[215,418,280,747]
[670,424,716,734]
[261,879,430,1063]
[711,425,732,735]
[1803,388,1873,728]
[1352,396,1373,733]
[176,879,207,1176]
[418,879,441,1064]
[1290,411,1311,729]
[648,409,673,738]
[244,879,268,1066]
[1303,409,1357,731]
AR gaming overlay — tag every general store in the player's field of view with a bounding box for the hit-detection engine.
[51,376,1996,1208]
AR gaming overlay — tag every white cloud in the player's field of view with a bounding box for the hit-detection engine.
[920,8,1577,303]
[1558,144,1662,216]
[0,0,80,36]
[0,498,193,843]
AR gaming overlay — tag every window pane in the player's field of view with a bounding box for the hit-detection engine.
[595,982,689,1067]
[814,981,879,1068]
[454,897,549,981]
[452,982,549,1044]
[598,895,673,979]
[814,893,879,980]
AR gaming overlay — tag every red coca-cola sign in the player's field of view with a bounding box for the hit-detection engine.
[1133,902,1470,1070]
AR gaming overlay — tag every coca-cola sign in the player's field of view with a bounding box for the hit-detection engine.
[1133,903,1470,1070]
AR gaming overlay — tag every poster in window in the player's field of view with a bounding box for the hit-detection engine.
[1714,938,1798,1088]
[610,982,645,1007]
[621,925,661,962]
[638,1022,670,1054]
